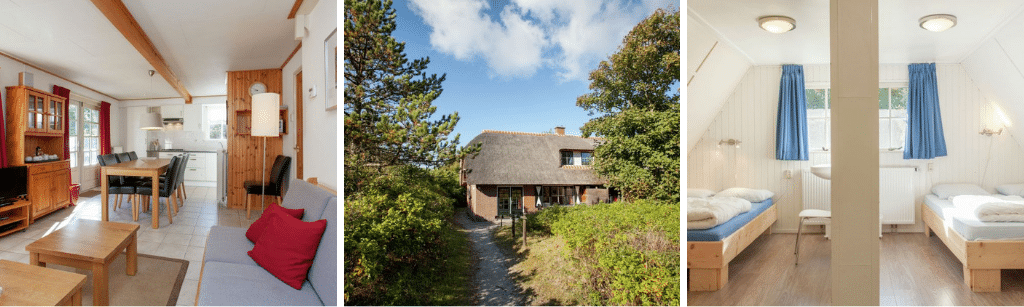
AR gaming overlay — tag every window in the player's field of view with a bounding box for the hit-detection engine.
[204,104,227,140]
[581,152,593,165]
[81,106,100,166]
[540,186,576,206]
[806,86,908,151]
[69,104,78,168]
[561,151,573,166]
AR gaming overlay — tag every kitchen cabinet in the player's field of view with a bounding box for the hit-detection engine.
[157,152,217,186]
[161,105,184,119]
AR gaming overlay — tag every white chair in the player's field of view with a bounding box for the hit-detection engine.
[794,209,883,265]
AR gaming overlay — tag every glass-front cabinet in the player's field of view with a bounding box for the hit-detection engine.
[20,90,65,136]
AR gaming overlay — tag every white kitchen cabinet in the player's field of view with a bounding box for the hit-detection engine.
[155,151,217,186]
[182,104,202,132]
[161,105,184,119]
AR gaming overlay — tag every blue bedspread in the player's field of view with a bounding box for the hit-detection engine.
[687,199,774,241]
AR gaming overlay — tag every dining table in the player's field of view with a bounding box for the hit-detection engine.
[100,158,171,229]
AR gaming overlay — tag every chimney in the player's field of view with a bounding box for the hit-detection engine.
[554,126,565,135]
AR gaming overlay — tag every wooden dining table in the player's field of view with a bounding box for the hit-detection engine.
[100,158,171,229]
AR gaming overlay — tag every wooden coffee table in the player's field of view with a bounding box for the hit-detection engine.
[0,260,87,306]
[25,220,140,306]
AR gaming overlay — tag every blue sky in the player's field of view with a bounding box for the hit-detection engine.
[390,0,676,145]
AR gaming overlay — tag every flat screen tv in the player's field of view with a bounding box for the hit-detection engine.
[0,166,27,201]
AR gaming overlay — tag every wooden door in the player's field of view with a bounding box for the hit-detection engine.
[29,171,51,216]
[49,98,64,134]
[294,70,303,179]
[51,169,70,206]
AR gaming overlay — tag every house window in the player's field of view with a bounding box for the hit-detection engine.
[561,151,573,166]
[806,86,908,151]
[497,187,522,215]
[581,152,593,165]
[203,104,227,140]
[541,186,576,206]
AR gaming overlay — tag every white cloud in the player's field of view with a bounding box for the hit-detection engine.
[408,0,674,81]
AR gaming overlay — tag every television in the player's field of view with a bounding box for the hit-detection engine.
[0,166,27,202]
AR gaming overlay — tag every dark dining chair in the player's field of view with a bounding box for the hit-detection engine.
[98,154,135,212]
[244,155,291,219]
[128,151,138,161]
[131,155,181,223]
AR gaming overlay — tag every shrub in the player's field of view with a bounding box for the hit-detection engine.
[550,200,680,305]
[344,165,470,305]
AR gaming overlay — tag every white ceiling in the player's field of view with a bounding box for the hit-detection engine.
[0,0,298,100]
[688,0,1024,65]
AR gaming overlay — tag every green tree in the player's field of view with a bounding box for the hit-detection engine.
[344,0,472,195]
[577,9,680,202]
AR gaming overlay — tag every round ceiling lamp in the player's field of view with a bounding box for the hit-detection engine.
[758,16,796,34]
[919,14,957,32]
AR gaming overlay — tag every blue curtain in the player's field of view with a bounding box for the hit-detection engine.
[776,64,808,160]
[904,63,947,159]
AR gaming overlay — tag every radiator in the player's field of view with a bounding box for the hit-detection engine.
[801,168,915,225]
[879,167,915,224]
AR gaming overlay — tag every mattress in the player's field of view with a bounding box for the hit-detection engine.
[924,194,1024,240]
[687,198,774,241]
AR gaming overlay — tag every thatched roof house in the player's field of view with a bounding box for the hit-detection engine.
[461,128,610,221]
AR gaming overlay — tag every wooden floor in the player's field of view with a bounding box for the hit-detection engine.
[687,232,1024,305]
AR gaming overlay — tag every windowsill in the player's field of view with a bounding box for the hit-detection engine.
[810,150,905,154]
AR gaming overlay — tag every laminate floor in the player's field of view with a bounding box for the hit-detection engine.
[687,233,1024,306]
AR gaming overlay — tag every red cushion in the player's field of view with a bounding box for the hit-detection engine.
[248,214,327,290]
[245,203,304,243]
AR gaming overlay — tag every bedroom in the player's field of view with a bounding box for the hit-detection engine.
[686,0,1024,305]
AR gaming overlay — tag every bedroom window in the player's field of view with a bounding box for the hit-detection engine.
[806,86,908,151]
[581,152,593,165]
[561,151,573,166]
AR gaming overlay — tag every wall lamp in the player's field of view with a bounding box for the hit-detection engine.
[719,139,742,148]
[980,128,1003,136]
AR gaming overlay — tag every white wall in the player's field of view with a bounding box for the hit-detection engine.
[687,64,1024,233]
[0,56,123,153]
[962,9,1024,153]
[686,11,752,152]
[297,0,338,189]
[282,45,303,182]
[120,97,228,156]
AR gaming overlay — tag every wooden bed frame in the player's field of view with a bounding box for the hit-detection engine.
[687,205,778,291]
[922,203,1024,292]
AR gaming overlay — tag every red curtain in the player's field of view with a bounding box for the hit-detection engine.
[0,94,7,168]
[52,86,71,159]
[100,102,111,155]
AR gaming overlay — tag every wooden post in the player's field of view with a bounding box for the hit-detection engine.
[522,215,527,248]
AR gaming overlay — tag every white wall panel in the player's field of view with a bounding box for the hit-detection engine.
[687,64,1024,233]
[686,14,752,152]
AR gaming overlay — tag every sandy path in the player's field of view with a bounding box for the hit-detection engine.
[456,209,524,306]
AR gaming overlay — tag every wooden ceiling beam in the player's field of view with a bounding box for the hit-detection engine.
[89,0,193,103]
[288,0,305,19]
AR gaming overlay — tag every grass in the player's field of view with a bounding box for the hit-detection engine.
[345,215,475,305]
[492,219,592,305]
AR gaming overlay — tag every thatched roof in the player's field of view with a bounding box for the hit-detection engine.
[463,130,607,186]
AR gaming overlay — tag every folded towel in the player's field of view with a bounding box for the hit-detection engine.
[687,196,752,230]
[951,195,1024,222]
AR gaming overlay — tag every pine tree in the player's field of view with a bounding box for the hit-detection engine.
[577,9,680,202]
[344,0,471,195]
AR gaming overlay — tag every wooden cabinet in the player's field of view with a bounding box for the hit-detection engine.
[0,199,30,238]
[6,86,70,224]
[8,86,65,138]
[26,161,71,223]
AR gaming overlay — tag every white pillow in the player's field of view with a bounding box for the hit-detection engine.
[932,183,990,199]
[996,184,1024,197]
[715,187,774,203]
[687,188,716,198]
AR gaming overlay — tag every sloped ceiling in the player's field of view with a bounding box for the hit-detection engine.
[686,10,750,152]
[962,10,1024,149]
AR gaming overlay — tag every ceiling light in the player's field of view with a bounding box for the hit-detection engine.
[920,14,957,32]
[758,16,796,34]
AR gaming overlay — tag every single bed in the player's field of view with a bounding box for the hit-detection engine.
[687,199,777,291]
[922,194,1024,292]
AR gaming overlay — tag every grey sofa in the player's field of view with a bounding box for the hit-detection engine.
[197,178,337,306]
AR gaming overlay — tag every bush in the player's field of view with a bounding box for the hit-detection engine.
[550,201,680,305]
[344,165,471,305]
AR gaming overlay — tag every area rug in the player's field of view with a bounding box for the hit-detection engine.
[43,253,188,306]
